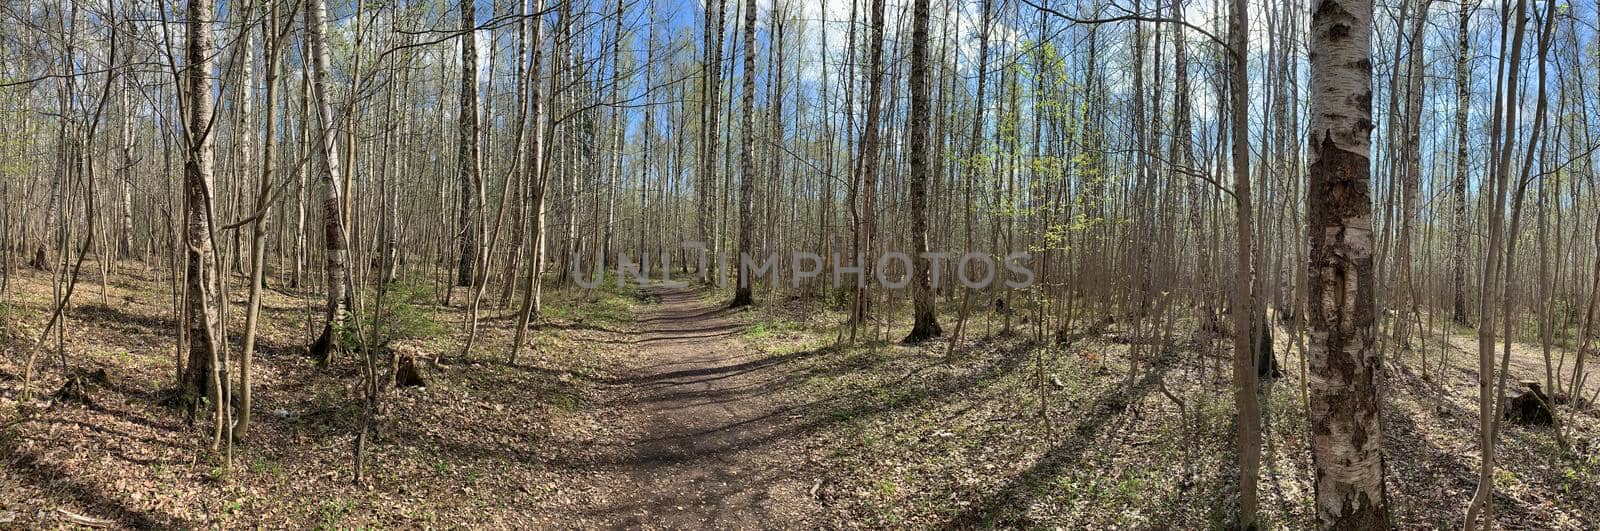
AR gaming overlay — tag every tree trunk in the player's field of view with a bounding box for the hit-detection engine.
[1391,0,1431,352]
[1450,0,1471,325]
[1225,0,1261,524]
[851,0,887,335]
[1464,0,1529,524]
[455,0,483,289]
[699,0,726,283]
[118,22,136,261]
[180,0,228,432]
[729,0,757,308]
[903,0,941,343]
[510,0,548,363]
[238,2,287,440]
[305,0,354,362]
[604,0,624,268]
[1305,0,1391,526]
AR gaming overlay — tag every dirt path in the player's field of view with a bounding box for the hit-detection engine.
[578,286,819,529]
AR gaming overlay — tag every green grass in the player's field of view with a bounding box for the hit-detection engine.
[249,456,285,478]
[315,497,355,530]
[742,318,803,340]
[541,275,640,325]
[542,388,583,412]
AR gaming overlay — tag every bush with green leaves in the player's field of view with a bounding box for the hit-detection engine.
[339,276,445,350]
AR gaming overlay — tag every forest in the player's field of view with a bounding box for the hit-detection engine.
[0,0,1597,526]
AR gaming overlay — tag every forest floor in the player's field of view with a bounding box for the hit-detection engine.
[2,264,1599,528]
[722,293,1600,528]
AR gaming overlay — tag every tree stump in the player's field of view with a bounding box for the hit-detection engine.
[1256,312,1281,380]
[1504,380,1554,426]
[394,348,428,388]
[52,369,106,406]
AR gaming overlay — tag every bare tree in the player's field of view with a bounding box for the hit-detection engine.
[1226,0,1261,522]
[730,0,757,308]
[849,0,887,339]
[902,0,940,343]
[305,0,355,361]
[699,0,726,283]
[1305,0,1391,526]
[237,0,292,440]
[511,0,548,363]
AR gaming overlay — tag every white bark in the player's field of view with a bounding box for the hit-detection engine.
[305,0,353,360]
[1306,0,1390,526]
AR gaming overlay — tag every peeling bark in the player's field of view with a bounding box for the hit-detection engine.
[1306,0,1391,527]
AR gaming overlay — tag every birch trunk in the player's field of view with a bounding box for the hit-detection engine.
[180,0,228,432]
[305,0,354,361]
[511,0,547,362]
[1305,0,1391,526]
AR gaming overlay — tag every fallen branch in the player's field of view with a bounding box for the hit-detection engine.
[56,508,115,528]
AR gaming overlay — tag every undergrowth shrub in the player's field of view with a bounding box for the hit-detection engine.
[339,276,445,350]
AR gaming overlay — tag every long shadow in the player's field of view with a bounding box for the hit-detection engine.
[81,395,186,436]
[629,326,744,345]
[597,344,877,410]
[40,365,187,433]
[941,349,1183,528]
[586,326,742,346]
[70,303,178,336]
[541,320,631,335]
[1389,376,1595,526]
[555,339,1038,470]
[579,466,800,525]
[466,359,621,387]
[465,351,800,393]
[43,417,181,467]
[636,306,729,325]
[360,366,604,474]
[248,340,306,360]
[379,420,545,470]
[0,437,185,528]
[640,322,744,335]
[1382,395,1542,527]
[618,348,819,387]
[610,372,809,411]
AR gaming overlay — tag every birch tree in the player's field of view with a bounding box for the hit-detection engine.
[1305,0,1391,525]
[179,0,226,414]
[305,0,355,361]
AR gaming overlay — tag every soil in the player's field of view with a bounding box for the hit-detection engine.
[569,286,820,528]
